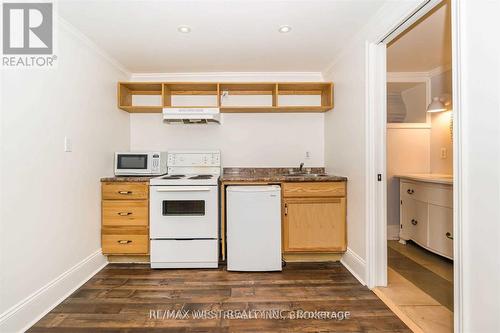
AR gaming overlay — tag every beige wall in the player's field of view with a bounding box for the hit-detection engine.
[386,128,431,226]
[430,70,453,174]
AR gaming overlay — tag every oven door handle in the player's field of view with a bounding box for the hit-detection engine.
[155,187,212,192]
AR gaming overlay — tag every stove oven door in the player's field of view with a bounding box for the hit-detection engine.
[150,186,218,239]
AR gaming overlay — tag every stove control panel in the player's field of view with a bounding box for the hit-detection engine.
[167,151,221,167]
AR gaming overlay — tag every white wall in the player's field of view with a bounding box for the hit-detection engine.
[455,1,500,331]
[324,40,367,262]
[129,74,325,168]
[0,20,129,331]
[130,113,324,167]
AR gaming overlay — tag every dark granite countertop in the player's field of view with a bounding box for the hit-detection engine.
[100,176,156,182]
[220,168,347,183]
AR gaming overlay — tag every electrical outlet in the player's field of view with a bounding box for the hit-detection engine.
[305,151,311,159]
[64,136,72,152]
[440,147,447,159]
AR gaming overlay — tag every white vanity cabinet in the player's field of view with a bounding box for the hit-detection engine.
[399,176,453,259]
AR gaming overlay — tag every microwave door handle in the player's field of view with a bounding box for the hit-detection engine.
[155,187,211,192]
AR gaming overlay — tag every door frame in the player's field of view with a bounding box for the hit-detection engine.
[365,0,462,331]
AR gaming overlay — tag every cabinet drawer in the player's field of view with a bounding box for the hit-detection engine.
[401,181,425,201]
[102,182,148,200]
[102,200,148,227]
[102,228,148,254]
[401,181,452,207]
[283,182,346,198]
[428,205,453,258]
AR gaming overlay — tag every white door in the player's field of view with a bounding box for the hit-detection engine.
[150,186,218,239]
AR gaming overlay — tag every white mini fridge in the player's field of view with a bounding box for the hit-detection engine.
[226,185,282,271]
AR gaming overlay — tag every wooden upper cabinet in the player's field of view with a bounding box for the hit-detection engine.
[283,197,346,252]
[117,81,334,113]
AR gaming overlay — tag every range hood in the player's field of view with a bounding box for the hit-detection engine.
[162,107,221,124]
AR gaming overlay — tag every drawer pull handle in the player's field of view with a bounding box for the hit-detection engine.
[117,240,132,244]
[407,189,415,194]
[117,212,132,216]
[118,191,132,195]
[446,232,453,240]
[284,203,288,216]
[411,219,418,225]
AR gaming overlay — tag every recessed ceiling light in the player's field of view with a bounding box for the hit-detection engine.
[278,25,292,33]
[177,25,191,33]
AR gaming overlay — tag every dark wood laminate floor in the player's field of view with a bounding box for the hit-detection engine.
[28,262,410,333]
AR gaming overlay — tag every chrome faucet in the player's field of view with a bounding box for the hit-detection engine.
[299,162,304,172]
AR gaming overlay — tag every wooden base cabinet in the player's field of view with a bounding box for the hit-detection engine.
[101,182,149,255]
[282,182,347,253]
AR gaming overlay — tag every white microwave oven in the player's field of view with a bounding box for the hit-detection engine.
[114,152,167,176]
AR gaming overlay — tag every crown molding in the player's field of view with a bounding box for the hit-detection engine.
[57,16,130,76]
[387,63,452,82]
[129,72,324,82]
[428,63,452,77]
[387,71,430,81]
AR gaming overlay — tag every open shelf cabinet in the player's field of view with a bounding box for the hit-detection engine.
[117,81,333,113]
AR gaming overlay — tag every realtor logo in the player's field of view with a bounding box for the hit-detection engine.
[2,2,56,67]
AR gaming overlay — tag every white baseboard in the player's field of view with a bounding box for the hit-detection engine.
[387,224,400,241]
[340,247,366,285]
[0,250,107,333]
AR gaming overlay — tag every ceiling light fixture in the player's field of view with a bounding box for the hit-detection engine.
[278,25,292,33]
[177,25,191,33]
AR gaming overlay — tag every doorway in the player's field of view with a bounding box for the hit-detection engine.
[366,1,458,332]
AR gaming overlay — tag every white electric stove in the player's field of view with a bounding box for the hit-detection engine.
[149,151,220,269]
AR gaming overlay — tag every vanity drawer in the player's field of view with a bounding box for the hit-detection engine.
[401,181,452,207]
[102,228,148,254]
[283,182,346,198]
[102,200,148,227]
[401,181,426,201]
[102,182,148,200]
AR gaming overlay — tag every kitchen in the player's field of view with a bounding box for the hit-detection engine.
[1,1,499,333]
[104,81,347,269]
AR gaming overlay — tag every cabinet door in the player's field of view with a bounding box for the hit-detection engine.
[283,197,346,252]
[428,204,453,258]
[401,197,428,246]
[400,196,415,240]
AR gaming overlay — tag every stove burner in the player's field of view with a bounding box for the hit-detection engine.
[161,174,185,179]
[188,174,213,180]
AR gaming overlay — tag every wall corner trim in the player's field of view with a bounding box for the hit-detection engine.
[340,247,367,286]
[0,250,107,333]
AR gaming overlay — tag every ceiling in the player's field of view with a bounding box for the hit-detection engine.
[58,0,387,73]
[387,82,424,93]
[387,1,451,72]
